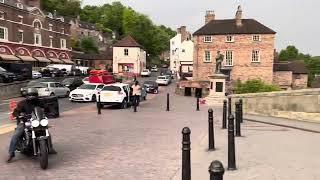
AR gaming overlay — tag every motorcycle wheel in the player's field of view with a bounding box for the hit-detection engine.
[39,140,48,170]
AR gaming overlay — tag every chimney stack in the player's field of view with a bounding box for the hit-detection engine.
[235,5,243,26]
[205,10,215,24]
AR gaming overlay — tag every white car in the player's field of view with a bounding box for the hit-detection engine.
[69,83,105,102]
[37,82,70,97]
[151,67,158,72]
[32,71,42,79]
[156,76,170,86]
[141,69,151,77]
[98,83,131,109]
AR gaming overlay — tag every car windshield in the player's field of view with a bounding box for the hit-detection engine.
[0,67,7,72]
[78,84,96,90]
[158,76,166,79]
[102,86,121,91]
[40,83,49,87]
[61,78,74,85]
[143,70,149,72]
[144,81,155,85]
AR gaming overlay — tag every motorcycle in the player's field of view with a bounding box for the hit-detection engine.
[16,106,50,170]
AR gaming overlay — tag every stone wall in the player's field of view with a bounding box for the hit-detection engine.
[232,89,320,122]
[0,81,29,99]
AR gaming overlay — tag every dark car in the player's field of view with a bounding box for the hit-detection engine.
[41,67,64,78]
[0,66,17,83]
[61,77,83,91]
[143,81,159,94]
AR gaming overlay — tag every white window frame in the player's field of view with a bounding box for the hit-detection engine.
[49,36,53,47]
[204,51,211,62]
[0,11,4,20]
[124,48,129,56]
[0,26,8,41]
[34,33,42,45]
[0,0,4,4]
[49,24,53,31]
[226,35,234,43]
[204,36,212,43]
[33,19,42,30]
[18,30,23,43]
[252,35,261,42]
[18,15,23,24]
[225,51,233,66]
[252,50,260,62]
[60,38,67,49]
[17,3,23,9]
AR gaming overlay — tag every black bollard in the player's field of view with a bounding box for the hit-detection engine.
[227,114,236,170]
[235,102,241,137]
[209,160,225,180]
[222,100,227,129]
[239,99,243,123]
[97,94,101,115]
[182,127,191,180]
[227,97,232,116]
[196,97,200,111]
[208,109,215,151]
[166,93,170,111]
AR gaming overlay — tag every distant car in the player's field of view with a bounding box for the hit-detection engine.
[162,65,168,68]
[143,81,159,94]
[151,67,158,72]
[164,75,172,84]
[156,76,170,86]
[98,83,131,109]
[41,67,65,77]
[70,69,82,76]
[61,77,84,91]
[37,82,70,97]
[69,83,105,102]
[0,67,16,83]
[141,69,151,77]
[82,77,89,84]
[32,71,42,79]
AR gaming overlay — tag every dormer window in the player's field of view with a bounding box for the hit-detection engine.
[226,35,234,42]
[17,3,23,9]
[33,20,42,29]
[253,35,261,42]
[204,36,212,43]
[48,13,53,18]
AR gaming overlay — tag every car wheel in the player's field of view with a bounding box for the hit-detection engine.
[154,89,158,94]
[50,93,55,96]
[92,95,97,102]
[121,100,128,109]
[65,91,70,97]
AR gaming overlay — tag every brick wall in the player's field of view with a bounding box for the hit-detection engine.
[273,71,292,89]
[193,34,275,84]
[292,74,308,89]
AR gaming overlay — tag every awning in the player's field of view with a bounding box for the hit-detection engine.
[18,56,37,62]
[61,59,75,64]
[33,57,51,63]
[0,54,21,61]
[49,58,63,63]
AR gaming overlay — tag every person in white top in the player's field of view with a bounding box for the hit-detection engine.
[131,81,141,106]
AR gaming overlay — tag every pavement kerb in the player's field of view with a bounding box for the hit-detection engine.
[0,123,16,135]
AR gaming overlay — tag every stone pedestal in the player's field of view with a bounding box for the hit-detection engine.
[206,74,227,106]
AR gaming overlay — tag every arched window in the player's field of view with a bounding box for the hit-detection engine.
[33,20,42,29]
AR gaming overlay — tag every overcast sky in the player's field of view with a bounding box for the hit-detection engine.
[82,0,320,56]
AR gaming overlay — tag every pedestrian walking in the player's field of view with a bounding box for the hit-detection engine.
[131,81,141,107]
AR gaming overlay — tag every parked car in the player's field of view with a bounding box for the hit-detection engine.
[0,66,16,83]
[70,69,82,76]
[98,83,131,109]
[164,75,172,84]
[82,77,89,84]
[141,69,151,77]
[37,82,70,97]
[32,71,42,79]
[69,83,104,102]
[61,77,84,91]
[46,64,76,75]
[41,67,65,77]
[20,79,53,96]
[156,76,170,86]
[143,81,159,94]
[151,67,158,72]
[128,82,147,101]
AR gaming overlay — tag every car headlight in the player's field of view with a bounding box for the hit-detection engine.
[40,119,49,127]
[31,120,40,127]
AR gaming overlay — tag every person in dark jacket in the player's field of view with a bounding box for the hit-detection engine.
[7,88,57,163]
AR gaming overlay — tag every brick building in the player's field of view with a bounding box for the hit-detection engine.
[193,6,276,87]
[0,0,73,67]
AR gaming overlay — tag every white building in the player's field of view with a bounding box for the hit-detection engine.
[113,36,146,76]
[170,26,194,74]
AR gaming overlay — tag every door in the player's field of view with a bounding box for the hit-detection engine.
[55,83,65,96]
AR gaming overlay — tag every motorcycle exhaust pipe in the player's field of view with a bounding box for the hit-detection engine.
[32,131,37,156]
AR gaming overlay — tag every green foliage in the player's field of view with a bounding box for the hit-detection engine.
[80,37,99,54]
[42,0,81,17]
[71,38,81,51]
[279,45,299,61]
[234,79,281,94]
[305,57,320,86]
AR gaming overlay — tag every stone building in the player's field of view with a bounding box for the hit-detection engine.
[0,0,73,67]
[193,6,276,87]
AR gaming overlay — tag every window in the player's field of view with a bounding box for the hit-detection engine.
[172,41,174,45]
[61,28,65,34]
[182,49,185,53]
[204,51,211,62]
[253,35,261,42]
[124,49,129,56]
[17,3,23,9]
[226,35,234,42]
[18,15,23,23]
[0,11,4,20]
[252,50,260,62]
[225,51,233,66]
[49,36,53,47]
[0,27,8,41]
[34,33,42,45]
[49,24,53,31]
[18,30,23,43]
[204,36,212,42]
[60,39,66,49]
[33,20,41,29]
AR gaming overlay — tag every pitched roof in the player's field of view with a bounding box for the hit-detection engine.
[72,49,113,60]
[193,19,276,35]
[113,36,143,48]
[273,61,308,74]
[79,21,97,30]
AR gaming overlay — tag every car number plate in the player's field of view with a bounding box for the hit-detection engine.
[103,93,112,97]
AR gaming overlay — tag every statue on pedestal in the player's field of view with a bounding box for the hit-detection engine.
[215,51,224,74]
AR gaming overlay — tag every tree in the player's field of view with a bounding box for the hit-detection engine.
[279,45,299,61]
[234,79,281,94]
[42,0,81,18]
[80,37,98,54]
